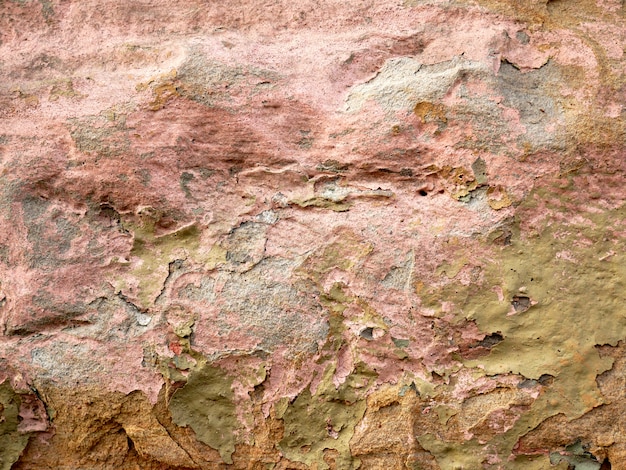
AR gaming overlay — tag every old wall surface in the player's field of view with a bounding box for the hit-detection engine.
[0,0,624,468]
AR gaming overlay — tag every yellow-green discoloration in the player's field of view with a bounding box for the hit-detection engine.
[0,382,30,470]
[465,204,626,411]
[278,363,377,470]
[123,214,226,308]
[168,364,238,464]
[417,182,626,466]
[290,196,352,212]
[417,433,487,469]
[128,221,199,307]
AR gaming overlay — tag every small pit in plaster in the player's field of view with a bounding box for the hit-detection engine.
[511,295,531,313]
[359,327,384,341]
[476,332,504,349]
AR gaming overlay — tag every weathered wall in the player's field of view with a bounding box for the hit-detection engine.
[0,0,624,468]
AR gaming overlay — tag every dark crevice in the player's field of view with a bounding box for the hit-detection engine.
[511,295,531,313]
[116,292,147,314]
[154,259,185,305]
[474,332,504,349]
[359,327,374,340]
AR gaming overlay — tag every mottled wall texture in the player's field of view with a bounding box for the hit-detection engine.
[0,0,624,468]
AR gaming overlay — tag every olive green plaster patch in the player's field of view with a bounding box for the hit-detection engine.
[550,441,602,470]
[463,202,626,414]
[436,257,468,279]
[417,378,437,398]
[508,454,569,470]
[317,282,389,358]
[123,214,226,307]
[398,376,436,398]
[417,186,626,467]
[278,363,376,470]
[434,404,458,425]
[128,222,198,307]
[392,337,410,348]
[290,196,352,212]
[168,363,238,464]
[317,284,350,354]
[274,396,290,420]
[417,433,486,469]
[0,381,29,470]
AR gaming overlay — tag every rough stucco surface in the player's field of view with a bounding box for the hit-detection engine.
[0,0,624,468]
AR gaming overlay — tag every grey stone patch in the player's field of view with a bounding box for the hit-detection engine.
[177,276,216,303]
[39,0,54,21]
[359,327,375,340]
[180,171,194,198]
[67,107,132,158]
[255,210,279,225]
[344,56,487,113]
[516,31,530,45]
[223,221,267,272]
[471,157,488,184]
[459,186,490,211]
[53,217,79,254]
[0,244,9,264]
[218,258,328,352]
[113,293,154,330]
[496,61,566,153]
[316,179,352,202]
[33,292,87,315]
[31,342,107,384]
[404,0,452,5]
[313,178,394,204]
[345,55,566,155]
[0,176,22,214]
[4,293,89,336]
[22,197,81,270]
[22,196,49,221]
[177,49,280,107]
[138,168,152,186]
[136,312,152,326]
[316,159,350,173]
[381,252,414,291]
[61,294,153,340]
[155,259,187,306]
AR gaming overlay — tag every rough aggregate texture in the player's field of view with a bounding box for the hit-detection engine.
[0,0,625,468]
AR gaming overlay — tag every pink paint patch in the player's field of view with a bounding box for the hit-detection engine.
[169,341,182,355]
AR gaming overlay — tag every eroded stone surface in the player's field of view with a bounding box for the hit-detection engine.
[0,0,625,468]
